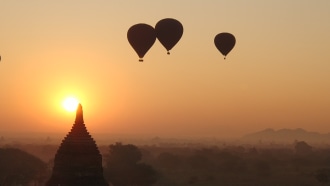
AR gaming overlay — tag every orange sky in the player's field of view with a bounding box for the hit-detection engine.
[0,1,330,138]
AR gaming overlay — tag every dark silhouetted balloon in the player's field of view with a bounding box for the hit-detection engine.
[127,23,156,62]
[214,33,236,59]
[155,18,183,55]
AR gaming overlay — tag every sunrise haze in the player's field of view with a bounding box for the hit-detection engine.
[0,1,329,138]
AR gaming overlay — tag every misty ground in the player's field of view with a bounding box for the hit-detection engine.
[2,132,330,186]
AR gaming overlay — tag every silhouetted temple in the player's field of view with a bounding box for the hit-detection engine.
[46,104,108,186]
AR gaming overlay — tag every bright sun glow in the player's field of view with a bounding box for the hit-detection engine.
[62,97,79,112]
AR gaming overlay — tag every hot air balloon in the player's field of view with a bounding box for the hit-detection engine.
[214,32,236,59]
[127,23,156,62]
[155,18,183,55]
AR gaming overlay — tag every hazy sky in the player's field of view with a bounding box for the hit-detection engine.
[0,1,329,138]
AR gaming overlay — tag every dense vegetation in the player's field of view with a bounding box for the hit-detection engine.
[0,148,47,185]
[137,141,330,186]
[104,142,158,186]
[2,141,330,185]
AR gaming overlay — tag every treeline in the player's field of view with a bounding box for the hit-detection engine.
[2,141,330,185]
[138,141,330,185]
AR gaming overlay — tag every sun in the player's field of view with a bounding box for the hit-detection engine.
[62,97,79,112]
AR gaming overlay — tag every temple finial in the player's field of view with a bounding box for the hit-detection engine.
[75,103,84,124]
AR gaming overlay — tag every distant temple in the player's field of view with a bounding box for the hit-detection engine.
[46,104,108,186]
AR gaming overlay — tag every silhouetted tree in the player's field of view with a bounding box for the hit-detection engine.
[0,148,47,185]
[294,141,312,155]
[105,143,157,186]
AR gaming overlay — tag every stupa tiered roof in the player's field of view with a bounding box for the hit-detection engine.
[46,104,108,186]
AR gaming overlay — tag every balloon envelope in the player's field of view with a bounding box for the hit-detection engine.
[214,33,236,59]
[127,23,156,61]
[155,18,183,54]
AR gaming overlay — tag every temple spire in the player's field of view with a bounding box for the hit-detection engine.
[75,103,84,124]
[47,103,108,185]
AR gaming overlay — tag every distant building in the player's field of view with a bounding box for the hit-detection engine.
[46,104,108,186]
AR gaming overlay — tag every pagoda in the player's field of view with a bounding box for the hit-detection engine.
[46,104,108,186]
